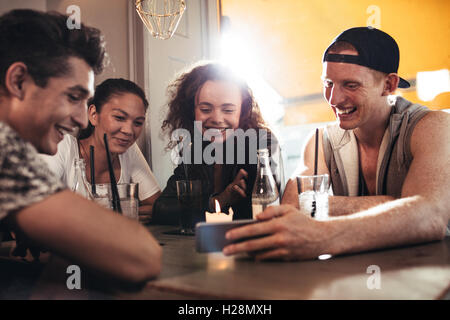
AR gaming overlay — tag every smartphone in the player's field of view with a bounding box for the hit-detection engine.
[195,219,260,253]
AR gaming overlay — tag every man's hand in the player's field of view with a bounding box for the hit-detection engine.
[10,230,44,261]
[216,169,249,207]
[222,205,330,261]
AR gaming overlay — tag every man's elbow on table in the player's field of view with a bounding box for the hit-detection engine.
[398,196,449,245]
[410,192,450,243]
[124,239,162,283]
[118,223,163,283]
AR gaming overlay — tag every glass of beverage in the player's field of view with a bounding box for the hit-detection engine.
[92,183,112,209]
[296,174,329,220]
[91,183,139,220]
[176,180,202,235]
[117,183,139,220]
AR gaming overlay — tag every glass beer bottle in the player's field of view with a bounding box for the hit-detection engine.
[72,158,93,200]
[251,148,279,219]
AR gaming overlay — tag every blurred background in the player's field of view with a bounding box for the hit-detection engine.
[1,0,449,187]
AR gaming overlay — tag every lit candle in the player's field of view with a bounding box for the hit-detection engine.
[205,200,233,223]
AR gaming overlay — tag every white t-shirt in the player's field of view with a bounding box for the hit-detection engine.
[40,134,160,201]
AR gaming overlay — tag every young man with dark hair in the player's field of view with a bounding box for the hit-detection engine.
[0,9,161,283]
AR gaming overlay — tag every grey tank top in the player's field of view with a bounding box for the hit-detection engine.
[323,97,430,198]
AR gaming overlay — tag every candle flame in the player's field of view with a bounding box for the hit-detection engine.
[215,199,221,213]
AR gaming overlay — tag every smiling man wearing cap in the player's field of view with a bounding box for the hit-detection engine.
[222,27,450,261]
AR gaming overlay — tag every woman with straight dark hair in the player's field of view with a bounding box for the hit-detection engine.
[42,78,161,223]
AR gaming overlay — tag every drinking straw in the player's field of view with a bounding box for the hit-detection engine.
[311,128,319,217]
[103,134,122,213]
[183,141,192,181]
[314,128,319,176]
[89,145,96,195]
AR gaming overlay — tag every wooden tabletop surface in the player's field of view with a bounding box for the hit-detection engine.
[1,225,449,300]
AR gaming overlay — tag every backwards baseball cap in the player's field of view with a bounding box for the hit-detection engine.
[323,27,410,88]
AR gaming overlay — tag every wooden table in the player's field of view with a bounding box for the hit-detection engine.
[1,225,449,300]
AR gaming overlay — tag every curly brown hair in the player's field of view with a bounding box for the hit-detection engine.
[161,62,269,150]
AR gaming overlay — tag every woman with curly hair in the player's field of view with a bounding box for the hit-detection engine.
[152,62,284,227]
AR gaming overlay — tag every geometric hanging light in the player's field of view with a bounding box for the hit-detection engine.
[135,0,186,40]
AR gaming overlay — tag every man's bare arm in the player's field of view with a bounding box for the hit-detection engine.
[228,113,449,260]
[328,195,394,216]
[283,180,394,215]
[319,112,450,251]
[282,128,400,215]
[328,109,450,254]
[7,190,162,283]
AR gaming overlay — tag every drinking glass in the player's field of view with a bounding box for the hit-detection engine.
[117,183,139,220]
[176,180,202,235]
[92,183,112,209]
[92,183,139,220]
[296,174,329,220]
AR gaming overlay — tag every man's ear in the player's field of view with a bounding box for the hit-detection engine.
[4,62,30,100]
[88,104,99,126]
[382,73,400,96]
